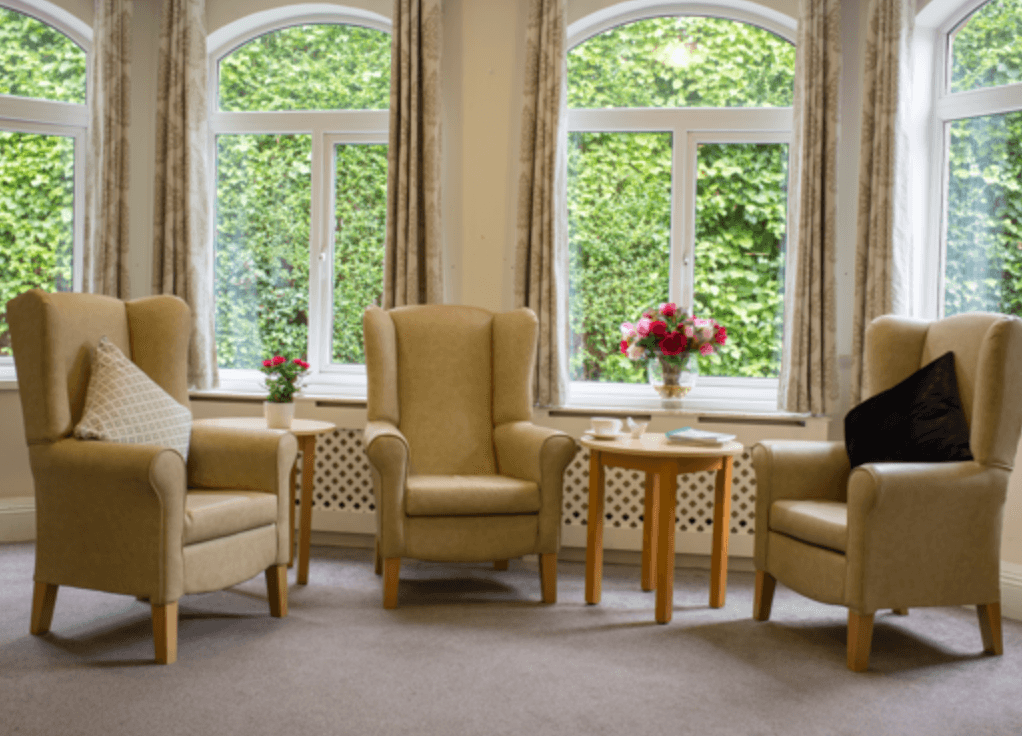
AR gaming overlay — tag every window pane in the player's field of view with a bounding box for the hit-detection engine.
[0,8,86,103]
[215,134,311,369]
[949,0,1022,93]
[568,131,672,383]
[694,143,787,378]
[331,143,387,364]
[943,112,1022,316]
[218,24,390,111]
[568,17,794,109]
[0,131,75,355]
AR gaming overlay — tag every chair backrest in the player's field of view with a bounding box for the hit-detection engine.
[864,311,1022,470]
[7,289,192,445]
[363,304,537,475]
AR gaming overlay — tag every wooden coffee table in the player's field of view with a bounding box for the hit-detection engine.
[193,417,336,585]
[581,433,743,624]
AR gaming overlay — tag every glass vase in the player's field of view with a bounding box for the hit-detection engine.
[647,353,699,409]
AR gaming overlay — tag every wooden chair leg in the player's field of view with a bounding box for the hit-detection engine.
[978,602,1003,655]
[30,582,58,635]
[752,570,775,622]
[374,537,382,576]
[383,558,400,609]
[494,559,509,571]
[847,610,875,672]
[152,601,178,665]
[539,553,557,604]
[265,564,288,618]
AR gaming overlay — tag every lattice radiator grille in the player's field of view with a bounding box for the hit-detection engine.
[296,429,757,535]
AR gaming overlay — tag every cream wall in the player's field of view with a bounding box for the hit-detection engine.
[2,0,1021,571]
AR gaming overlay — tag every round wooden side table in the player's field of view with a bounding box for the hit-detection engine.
[580,432,744,624]
[193,417,336,585]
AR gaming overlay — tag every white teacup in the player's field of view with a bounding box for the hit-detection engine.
[590,417,622,436]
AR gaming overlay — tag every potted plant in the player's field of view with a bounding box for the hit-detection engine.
[260,355,310,428]
[619,302,727,408]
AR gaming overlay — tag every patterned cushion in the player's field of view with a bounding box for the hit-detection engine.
[74,336,192,460]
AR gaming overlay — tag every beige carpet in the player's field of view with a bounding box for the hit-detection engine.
[2,542,1021,735]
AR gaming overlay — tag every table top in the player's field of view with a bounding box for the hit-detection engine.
[580,432,743,458]
[194,416,336,437]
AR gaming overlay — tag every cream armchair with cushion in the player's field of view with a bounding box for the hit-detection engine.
[362,304,577,609]
[752,312,1022,671]
[8,289,298,664]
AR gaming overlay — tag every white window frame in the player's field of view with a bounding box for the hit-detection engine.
[0,0,89,385]
[917,0,1022,320]
[207,7,390,399]
[565,2,795,413]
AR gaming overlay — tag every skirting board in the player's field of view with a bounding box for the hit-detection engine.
[0,496,35,543]
[1002,562,1022,622]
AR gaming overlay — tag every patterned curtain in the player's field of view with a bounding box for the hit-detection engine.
[151,0,217,390]
[384,0,443,308]
[851,0,914,403]
[83,0,131,298]
[779,0,841,415]
[515,0,568,407]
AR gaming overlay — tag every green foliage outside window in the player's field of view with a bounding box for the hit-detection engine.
[214,24,390,369]
[567,17,794,382]
[0,7,85,103]
[944,0,1022,317]
[0,8,83,355]
[218,23,390,111]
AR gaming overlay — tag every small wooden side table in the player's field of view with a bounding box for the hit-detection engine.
[580,433,743,624]
[193,417,336,585]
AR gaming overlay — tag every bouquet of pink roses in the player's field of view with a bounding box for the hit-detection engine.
[619,302,726,367]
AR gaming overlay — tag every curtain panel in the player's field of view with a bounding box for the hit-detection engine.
[779,0,841,415]
[384,0,443,308]
[851,0,914,404]
[515,0,568,407]
[151,0,217,390]
[83,0,132,298]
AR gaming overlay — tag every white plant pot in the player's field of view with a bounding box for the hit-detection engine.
[264,401,296,429]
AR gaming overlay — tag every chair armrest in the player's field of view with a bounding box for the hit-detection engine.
[187,424,298,494]
[28,438,187,604]
[844,461,1009,612]
[363,420,410,556]
[494,421,578,553]
[752,440,849,568]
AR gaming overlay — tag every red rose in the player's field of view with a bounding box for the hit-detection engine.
[714,326,727,345]
[660,331,686,356]
[262,359,272,367]
[649,320,668,337]
[272,355,286,366]
[620,339,629,355]
[299,359,310,369]
[659,302,677,317]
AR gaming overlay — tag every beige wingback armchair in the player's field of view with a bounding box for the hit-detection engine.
[362,305,577,609]
[752,312,1022,671]
[8,290,298,664]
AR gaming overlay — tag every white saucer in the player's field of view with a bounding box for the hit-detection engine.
[583,431,621,440]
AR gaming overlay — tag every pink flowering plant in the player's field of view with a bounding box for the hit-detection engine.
[619,302,727,368]
[260,355,310,403]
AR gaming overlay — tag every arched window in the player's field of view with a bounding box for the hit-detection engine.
[0,2,87,358]
[210,13,390,389]
[566,9,795,408]
[930,0,1022,317]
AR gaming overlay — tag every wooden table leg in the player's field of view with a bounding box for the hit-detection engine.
[297,436,316,585]
[655,463,678,624]
[288,462,298,568]
[709,456,733,608]
[641,472,659,592]
[585,450,606,605]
